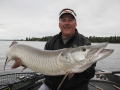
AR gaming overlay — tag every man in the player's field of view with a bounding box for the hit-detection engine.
[39,8,96,90]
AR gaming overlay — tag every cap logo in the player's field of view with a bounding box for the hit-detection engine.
[63,10,72,14]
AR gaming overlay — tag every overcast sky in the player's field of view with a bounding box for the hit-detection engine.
[0,0,120,39]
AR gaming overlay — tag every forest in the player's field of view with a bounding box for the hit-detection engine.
[26,36,120,43]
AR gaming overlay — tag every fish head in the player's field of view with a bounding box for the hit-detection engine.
[71,42,114,64]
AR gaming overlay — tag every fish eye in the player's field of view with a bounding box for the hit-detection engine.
[82,48,86,51]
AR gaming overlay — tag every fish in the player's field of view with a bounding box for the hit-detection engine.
[4,41,114,90]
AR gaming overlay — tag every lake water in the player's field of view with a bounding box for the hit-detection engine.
[0,41,120,74]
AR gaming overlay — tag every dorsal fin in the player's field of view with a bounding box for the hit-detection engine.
[9,41,18,47]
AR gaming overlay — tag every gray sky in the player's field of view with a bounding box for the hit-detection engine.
[0,0,120,39]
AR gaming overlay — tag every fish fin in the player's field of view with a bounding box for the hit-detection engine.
[68,73,74,80]
[21,65,27,72]
[4,56,9,71]
[11,58,22,69]
[57,72,69,90]
[9,41,18,47]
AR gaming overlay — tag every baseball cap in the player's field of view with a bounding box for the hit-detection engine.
[59,9,76,20]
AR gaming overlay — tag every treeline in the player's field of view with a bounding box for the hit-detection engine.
[26,36,52,41]
[89,36,120,43]
[26,36,120,43]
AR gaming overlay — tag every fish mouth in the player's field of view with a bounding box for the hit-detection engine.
[96,49,114,61]
[87,43,114,61]
[100,49,113,53]
[88,50,114,63]
[96,43,114,58]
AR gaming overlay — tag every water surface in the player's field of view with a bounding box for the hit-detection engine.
[0,41,120,74]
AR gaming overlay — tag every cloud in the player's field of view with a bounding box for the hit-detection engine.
[0,0,120,39]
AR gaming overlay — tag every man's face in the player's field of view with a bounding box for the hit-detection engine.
[59,14,77,38]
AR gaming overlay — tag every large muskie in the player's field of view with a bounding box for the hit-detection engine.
[4,42,114,90]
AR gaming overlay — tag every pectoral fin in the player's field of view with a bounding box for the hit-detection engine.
[12,58,22,69]
[57,72,69,90]
[68,73,74,80]
[21,65,27,72]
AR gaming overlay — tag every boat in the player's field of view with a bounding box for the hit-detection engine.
[0,70,120,90]
[89,70,120,90]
